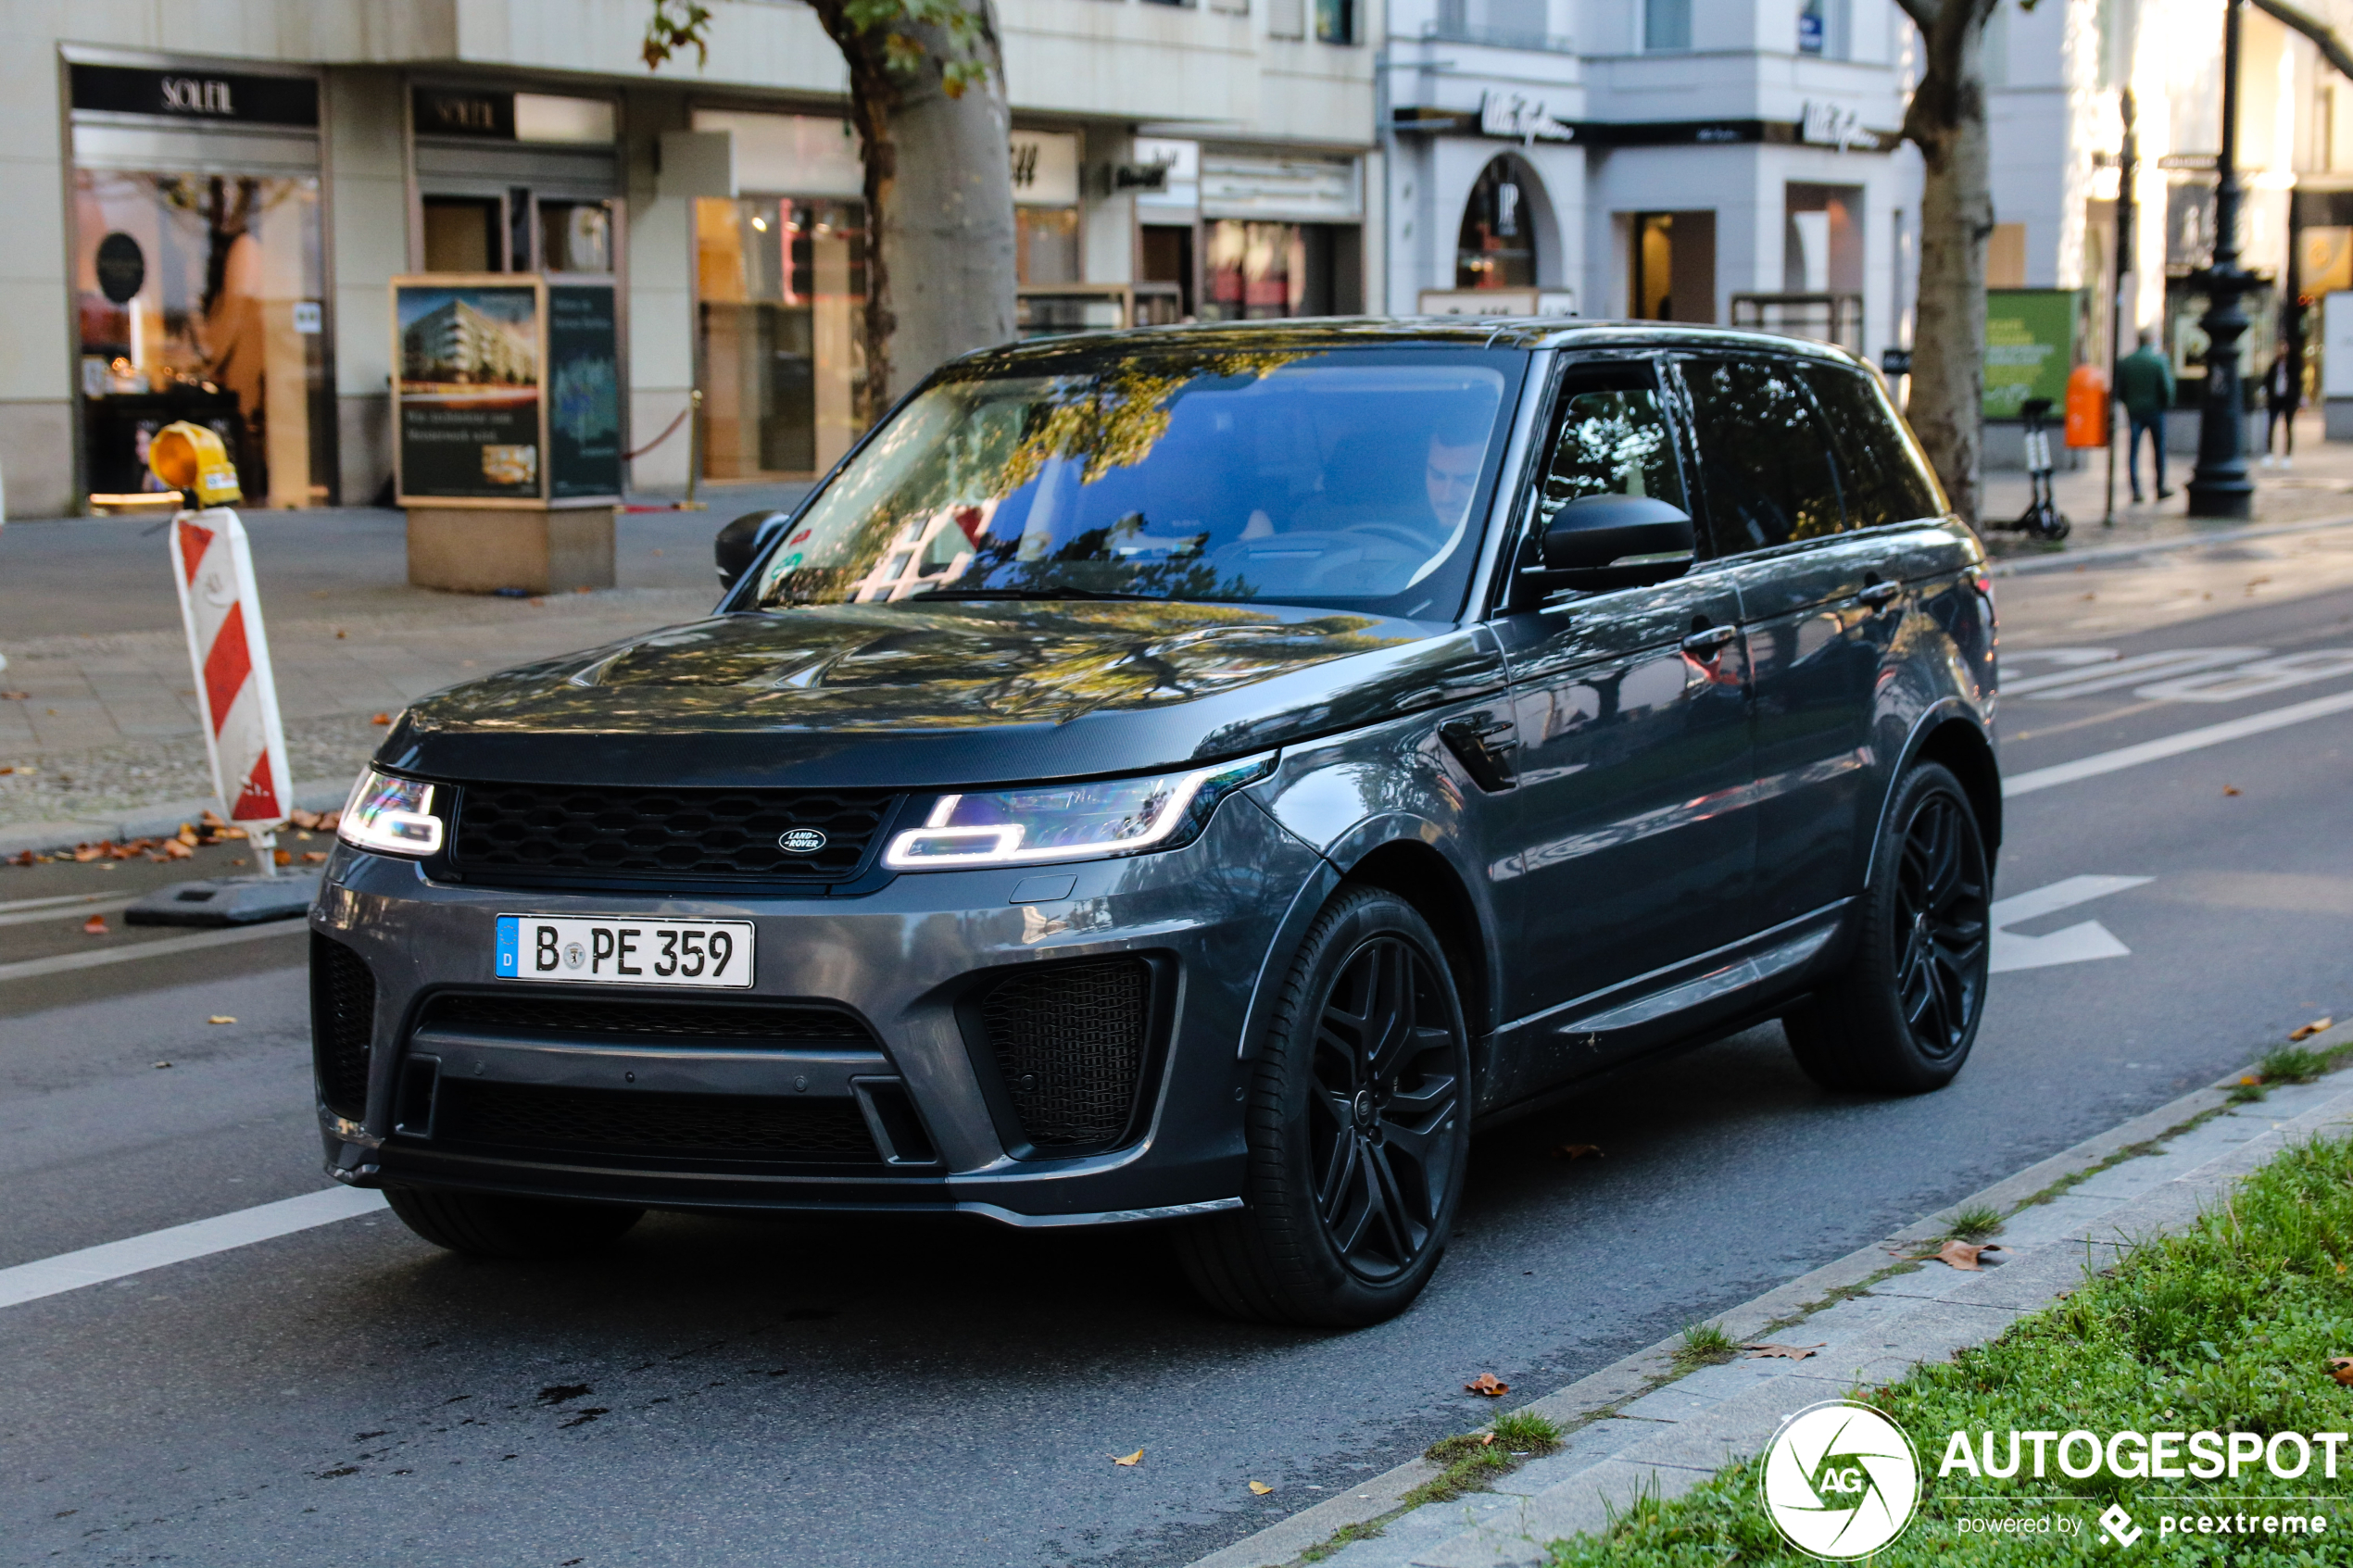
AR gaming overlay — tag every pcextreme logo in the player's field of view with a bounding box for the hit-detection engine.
[1760,1400,1923,1560]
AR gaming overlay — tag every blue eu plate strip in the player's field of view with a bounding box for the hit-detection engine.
[496,915,519,976]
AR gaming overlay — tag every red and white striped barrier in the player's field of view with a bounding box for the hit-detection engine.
[170,509,292,828]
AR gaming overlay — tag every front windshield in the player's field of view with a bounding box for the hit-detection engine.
[752,345,1523,621]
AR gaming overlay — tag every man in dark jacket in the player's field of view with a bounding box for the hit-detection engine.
[2116,328,2175,503]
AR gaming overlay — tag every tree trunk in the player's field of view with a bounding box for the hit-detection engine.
[807,0,1019,421]
[1901,0,1997,527]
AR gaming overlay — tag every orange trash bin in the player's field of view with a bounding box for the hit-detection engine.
[2064,362,2109,447]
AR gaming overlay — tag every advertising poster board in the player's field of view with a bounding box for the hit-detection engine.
[547,283,622,500]
[392,276,546,505]
[1983,288,2081,419]
[2323,291,2353,401]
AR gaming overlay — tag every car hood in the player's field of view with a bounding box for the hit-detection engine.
[380,599,1503,789]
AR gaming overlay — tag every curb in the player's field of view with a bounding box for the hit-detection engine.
[1185,1023,2353,1568]
[1985,509,2353,578]
[0,777,353,860]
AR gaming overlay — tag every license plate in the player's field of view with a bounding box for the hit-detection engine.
[496,915,755,989]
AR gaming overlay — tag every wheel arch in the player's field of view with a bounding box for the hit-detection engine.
[1908,712,2003,859]
[1333,837,1496,1049]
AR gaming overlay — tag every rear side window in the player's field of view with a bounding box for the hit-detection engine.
[1801,365,1944,527]
[1679,358,1846,552]
[1534,369,1686,534]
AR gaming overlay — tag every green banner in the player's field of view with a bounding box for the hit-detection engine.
[1983,288,2080,420]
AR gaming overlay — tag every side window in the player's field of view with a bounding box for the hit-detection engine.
[1801,366,1944,527]
[1534,371,1685,535]
[1679,357,1846,552]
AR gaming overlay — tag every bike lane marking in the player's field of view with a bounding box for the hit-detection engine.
[0,1185,386,1311]
[2003,686,2353,797]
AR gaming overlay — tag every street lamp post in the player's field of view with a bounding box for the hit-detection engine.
[2187,0,2256,518]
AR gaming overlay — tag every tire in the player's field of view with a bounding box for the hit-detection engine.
[1173,886,1472,1328]
[1785,762,1992,1094]
[384,1185,645,1259]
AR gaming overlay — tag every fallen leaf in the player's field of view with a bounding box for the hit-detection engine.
[208,1015,236,1025]
[2292,1018,2334,1042]
[162,839,194,859]
[1744,1343,1825,1361]
[274,849,293,867]
[72,844,104,863]
[288,809,322,831]
[1553,1144,1604,1160]
[2242,1074,2263,1086]
[370,713,392,725]
[153,1060,171,1070]
[334,629,346,639]
[2330,1356,2353,1386]
[176,824,198,847]
[1932,1240,2004,1271]
[1248,1481,1273,1495]
[2223,784,2243,797]
[81,915,107,935]
[0,691,27,701]
[302,850,328,863]
[1465,1373,1509,1397]
[317,811,340,833]
[1113,1449,1143,1467]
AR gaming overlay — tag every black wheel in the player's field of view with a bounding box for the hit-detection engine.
[384,1185,644,1259]
[1173,886,1471,1327]
[1785,762,1991,1093]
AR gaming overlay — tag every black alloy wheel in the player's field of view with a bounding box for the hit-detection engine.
[1785,761,1991,1094]
[1173,886,1472,1327]
[1306,935,1464,1282]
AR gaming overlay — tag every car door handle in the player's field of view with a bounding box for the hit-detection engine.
[1680,625,1738,657]
[1857,581,1902,609]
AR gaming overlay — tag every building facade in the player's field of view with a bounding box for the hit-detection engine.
[6,0,1380,519]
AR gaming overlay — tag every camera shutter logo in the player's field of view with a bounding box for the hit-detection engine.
[778,828,828,855]
[1759,1400,1921,1559]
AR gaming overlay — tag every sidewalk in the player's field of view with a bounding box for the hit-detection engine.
[1193,1024,2353,1568]
[0,490,804,840]
[1977,408,2353,561]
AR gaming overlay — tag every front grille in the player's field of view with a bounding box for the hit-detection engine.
[431,1080,880,1164]
[311,935,376,1122]
[447,782,900,884]
[423,992,874,1047]
[975,957,1154,1153]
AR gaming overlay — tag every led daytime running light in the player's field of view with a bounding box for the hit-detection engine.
[336,769,445,857]
[883,756,1272,871]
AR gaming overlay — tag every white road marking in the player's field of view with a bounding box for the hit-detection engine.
[0,891,130,914]
[2003,686,2353,797]
[2004,647,2267,699]
[0,919,306,984]
[1989,875,2153,974]
[2136,648,2353,703]
[0,895,137,929]
[0,1186,387,1311]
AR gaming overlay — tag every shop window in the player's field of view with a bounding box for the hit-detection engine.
[1315,0,1356,43]
[1202,220,1360,319]
[1140,225,1196,317]
[539,200,614,274]
[1457,157,1538,290]
[74,169,332,508]
[423,197,502,272]
[697,195,867,479]
[1797,0,1850,57]
[1015,207,1081,285]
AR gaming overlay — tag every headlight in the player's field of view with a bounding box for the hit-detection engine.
[336,769,444,857]
[883,754,1275,871]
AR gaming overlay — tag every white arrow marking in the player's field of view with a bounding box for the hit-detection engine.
[1988,874,2153,974]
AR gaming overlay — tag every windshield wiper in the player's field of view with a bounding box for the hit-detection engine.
[915,586,1162,602]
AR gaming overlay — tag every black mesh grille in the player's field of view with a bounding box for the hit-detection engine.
[430,1081,879,1163]
[311,935,376,1123]
[976,957,1153,1152]
[447,782,899,884]
[424,992,874,1046]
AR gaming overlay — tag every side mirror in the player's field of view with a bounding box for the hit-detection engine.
[715,509,790,591]
[1537,495,1696,589]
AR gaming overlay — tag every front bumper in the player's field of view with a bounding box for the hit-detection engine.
[311,793,1324,1226]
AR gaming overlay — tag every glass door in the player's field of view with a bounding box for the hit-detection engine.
[696,195,867,479]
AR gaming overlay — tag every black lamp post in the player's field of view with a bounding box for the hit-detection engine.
[2188,0,2256,517]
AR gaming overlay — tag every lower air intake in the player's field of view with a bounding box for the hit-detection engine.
[311,935,377,1123]
[975,956,1154,1154]
[430,1081,881,1165]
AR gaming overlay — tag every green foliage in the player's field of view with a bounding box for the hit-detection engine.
[1493,1410,1565,1450]
[1408,1412,1567,1509]
[2258,1045,2330,1085]
[1941,1203,2006,1244]
[1674,1321,1739,1370]
[647,0,995,94]
[641,0,713,69]
[1542,1133,2353,1563]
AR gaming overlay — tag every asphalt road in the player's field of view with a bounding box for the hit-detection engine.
[6,538,2353,1568]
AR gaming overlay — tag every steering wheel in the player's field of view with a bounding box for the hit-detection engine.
[1338,519,1441,554]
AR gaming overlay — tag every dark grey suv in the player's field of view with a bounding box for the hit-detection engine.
[317,320,1997,1326]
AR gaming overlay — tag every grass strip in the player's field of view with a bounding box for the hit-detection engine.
[1541,1131,2353,1564]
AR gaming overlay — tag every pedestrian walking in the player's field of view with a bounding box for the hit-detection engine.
[2115,327,2174,503]
[2262,346,2299,468]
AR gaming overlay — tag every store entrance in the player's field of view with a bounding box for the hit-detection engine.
[696,195,868,479]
